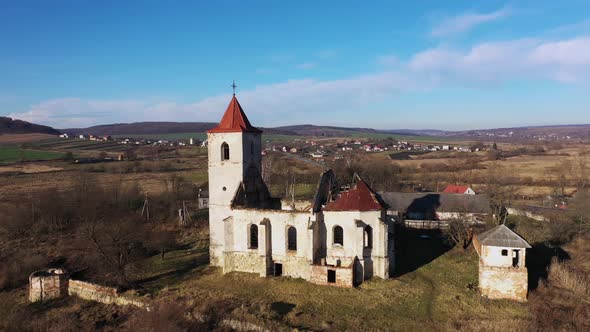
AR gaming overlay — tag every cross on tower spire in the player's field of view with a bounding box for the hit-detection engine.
[231,80,237,96]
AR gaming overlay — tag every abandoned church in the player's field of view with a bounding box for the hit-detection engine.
[208,95,395,287]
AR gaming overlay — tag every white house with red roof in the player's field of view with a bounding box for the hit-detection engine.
[442,185,476,195]
[207,95,394,287]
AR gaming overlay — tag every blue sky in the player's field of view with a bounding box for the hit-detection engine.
[1,0,590,130]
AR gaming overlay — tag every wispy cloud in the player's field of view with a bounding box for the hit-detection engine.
[296,62,317,70]
[408,36,590,82]
[376,55,400,66]
[317,49,336,59]
[431,7,511,37]
[9,33,590,128]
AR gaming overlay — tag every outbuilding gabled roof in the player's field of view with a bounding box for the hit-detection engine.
[477,224,531,248]
[324,178,386,212]
[208,96,262,133]
[443,185,471,194]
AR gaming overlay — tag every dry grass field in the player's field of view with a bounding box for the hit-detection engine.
[0,133,57,144]
[1,135,589,330]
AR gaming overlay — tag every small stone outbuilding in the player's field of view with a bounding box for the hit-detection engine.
[473,224,531,301]
[29,268,69,302]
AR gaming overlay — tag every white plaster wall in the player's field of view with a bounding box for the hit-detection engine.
[481,245,527,268]
[322,210,390,278]
[228,208,314,279]
[207,131,261,267]
[436,212,486,221]
[208,132,247,207]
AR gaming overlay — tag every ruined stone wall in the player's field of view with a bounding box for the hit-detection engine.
[68,280,118,303]
[479,262,528,301]
[281,199,312,211]
[29,272,68,302]
[223,251,265,275]
[310,265,354,287]
[68,280,149,309]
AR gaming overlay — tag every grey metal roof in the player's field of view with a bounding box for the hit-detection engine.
[378,192,491,214]
[477,224,531,248]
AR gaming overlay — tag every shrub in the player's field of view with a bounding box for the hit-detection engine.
[0,255,47,290]
[548,258,590,295]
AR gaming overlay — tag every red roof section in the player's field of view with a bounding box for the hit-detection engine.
[208,96,262,133]
[324,179,385,212]
[443,185,470,194]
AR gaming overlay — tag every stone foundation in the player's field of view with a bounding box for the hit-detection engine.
[274,255,312,280]
[310,264,354,287]
[479,262,528,301]
[223,251,265,275]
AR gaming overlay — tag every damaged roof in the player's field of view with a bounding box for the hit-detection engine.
[477,224,531,248]
[324,178,386,212]
[379,192,491,213]
[208,95,262,134]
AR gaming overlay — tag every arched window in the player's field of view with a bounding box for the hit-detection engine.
[249,224,258,249]
[333,225,343,246]
[221,142,230,161]
[287,226,297,251]
[364,225,373,248]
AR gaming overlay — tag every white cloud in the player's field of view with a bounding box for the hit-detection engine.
[431,7,511,37]
[529,37,590,66]
[376,55,400,66]
[408,36,590,82]
[9,72,416,128]
[9,34,590,128]
[8,98,199,128]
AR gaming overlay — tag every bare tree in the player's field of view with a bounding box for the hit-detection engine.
[445,218,473,249]
[77,216,148,286]
[569,191,590,235]
[484,164,516,225]
[261,153,273,187]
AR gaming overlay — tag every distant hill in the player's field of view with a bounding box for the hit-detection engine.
[0,117,60,135]
[262,124,428,137]
[447,124,590,140]
[62,121,590,141]
[64,122,424,138]
[64,121,297,136]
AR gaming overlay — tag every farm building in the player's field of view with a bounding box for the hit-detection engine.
[442,185,476,195]
[379,192,491,227]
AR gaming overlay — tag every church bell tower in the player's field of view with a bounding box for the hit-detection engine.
[207,92,263,266]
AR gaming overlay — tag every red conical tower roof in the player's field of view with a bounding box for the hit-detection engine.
[208,96,262,133]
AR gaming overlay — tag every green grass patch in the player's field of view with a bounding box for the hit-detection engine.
[145,246,527,330]
[183,171,208,185]
[0,146,65,164]
[270,183,316,199]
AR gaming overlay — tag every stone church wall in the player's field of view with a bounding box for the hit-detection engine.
[310,264,354,287]
[223,251,265,275]
[274,255,312,280]
[479,262,528,301]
